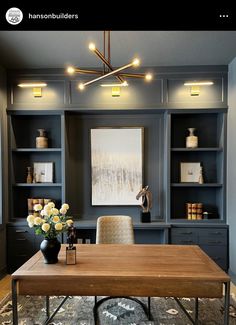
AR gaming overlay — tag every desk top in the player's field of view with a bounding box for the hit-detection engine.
[12,244,230,298]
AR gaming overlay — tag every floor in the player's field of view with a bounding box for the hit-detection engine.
[0,274,236,302]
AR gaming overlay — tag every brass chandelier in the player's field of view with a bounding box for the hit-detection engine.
[66,31,153,90]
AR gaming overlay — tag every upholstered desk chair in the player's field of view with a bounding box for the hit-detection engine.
[96,215,134,244]
[94,215,152,323]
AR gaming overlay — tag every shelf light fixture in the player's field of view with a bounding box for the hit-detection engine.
[184,81,214,96]
[66,31,153,93]
[17,82,47,97]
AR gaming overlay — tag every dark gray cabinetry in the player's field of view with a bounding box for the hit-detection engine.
[7,225,41,273]
[8,111,64,221]
[171,227,228,271]
[168,110,227,223]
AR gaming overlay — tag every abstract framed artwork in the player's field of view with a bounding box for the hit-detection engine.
[90,127,143,206]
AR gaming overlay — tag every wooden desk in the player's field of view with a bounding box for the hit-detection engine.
[12,244,230,324]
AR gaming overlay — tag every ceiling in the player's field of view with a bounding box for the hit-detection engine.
[0,31,236,69]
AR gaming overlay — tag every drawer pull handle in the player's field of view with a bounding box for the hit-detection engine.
[210,232,222,235]
[16,238,26,241]
[17,254,27,257]
[181,232,193,235]
[15,230,28,233]
[181,240,193,244]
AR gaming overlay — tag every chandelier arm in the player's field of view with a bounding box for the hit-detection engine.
[74,68,104,75]
[93,47,125,83]
[119,73,147,79]
[82,62,134,87]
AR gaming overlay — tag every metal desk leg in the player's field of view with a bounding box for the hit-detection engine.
[195,297,198,325]
[12,279,18,325]
[148,297,151,320]
[224,282,230,325]
[46,296,50,318]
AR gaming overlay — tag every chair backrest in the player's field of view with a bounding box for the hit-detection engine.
[96,215,135,244]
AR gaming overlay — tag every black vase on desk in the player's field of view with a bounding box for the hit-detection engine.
[40,238,61,264]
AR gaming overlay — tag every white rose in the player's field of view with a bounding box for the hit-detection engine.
[51,208,59,215]
[40,209,46,216]
[52,216,60,223]
[47,202,55,208]
[61,203,69,210]
[60,208,67,215]
[27,214,35,223]
[34,204,43,211]
[28,222,34,228]
[66,219,73,226]
[34,217,43,225]
[42,223,50,232]
[44,205,52,215]
[55,223,63,231]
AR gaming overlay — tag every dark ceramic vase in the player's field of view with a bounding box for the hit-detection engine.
[40,238,61,264]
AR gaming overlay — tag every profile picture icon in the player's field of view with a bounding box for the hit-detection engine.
[6,7,23,25]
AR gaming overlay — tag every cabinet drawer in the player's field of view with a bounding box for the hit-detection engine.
[171,235,198,245]
[171,228,198,244]
[171,228,198,236]
[199,236,227,245]
[198,228,227,238]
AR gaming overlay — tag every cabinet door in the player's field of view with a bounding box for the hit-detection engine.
[7,226,36,273]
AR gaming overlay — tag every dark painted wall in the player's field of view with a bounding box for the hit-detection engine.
[0,66,7,277]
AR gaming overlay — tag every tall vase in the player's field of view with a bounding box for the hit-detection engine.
[186,128,198,148]
[40,238,61,264]
[36,129,48,148]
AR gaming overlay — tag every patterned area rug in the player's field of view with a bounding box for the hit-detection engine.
[0,294,236,324]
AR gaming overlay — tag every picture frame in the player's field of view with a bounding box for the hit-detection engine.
[33,162,53,183]
[180,162,201,183]
[90,127,143,206]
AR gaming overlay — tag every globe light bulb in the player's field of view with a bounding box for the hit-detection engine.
[88,43,96,51]
[78,83,85,90]
[132,58,140,67]
[67,66,75,74]
[145,73,153,81]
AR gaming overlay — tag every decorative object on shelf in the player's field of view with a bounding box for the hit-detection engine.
[180,162,201,183]
[66,225,77,265]
[136,185,152,223]
[33,162,53,183]
[186,128,198,148]
[26,166,33,184]
[26,202,73,264]
[198,166,204,184]
[66,31,153,93]
[36,128,48,148]
[91,127,143,206]
[27,198,54,215]
[186,202,203,220]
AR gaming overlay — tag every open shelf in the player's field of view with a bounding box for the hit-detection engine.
[12,148,62,152]
[171,183,223,187]
[171,147,223,152]
[13,183,62,187]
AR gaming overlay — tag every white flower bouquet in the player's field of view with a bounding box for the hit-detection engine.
[27,202,73,239]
